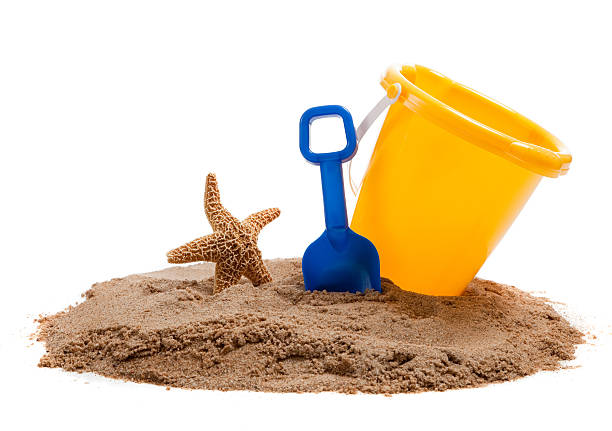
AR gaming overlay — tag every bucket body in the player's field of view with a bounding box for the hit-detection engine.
[351,65,571,296]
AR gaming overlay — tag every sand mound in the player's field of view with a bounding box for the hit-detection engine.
[37,258,583,393]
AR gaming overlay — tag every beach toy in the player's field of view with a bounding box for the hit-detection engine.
[351,64,572,296]
[299,105,381,293]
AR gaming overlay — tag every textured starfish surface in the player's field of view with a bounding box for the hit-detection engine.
[167,173,280,293]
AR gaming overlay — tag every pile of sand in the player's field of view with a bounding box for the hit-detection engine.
[37,258,583,393]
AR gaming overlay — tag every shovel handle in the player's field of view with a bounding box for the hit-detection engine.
[299,105,357,164]
[319,160,348,233]
[299,105,356,235]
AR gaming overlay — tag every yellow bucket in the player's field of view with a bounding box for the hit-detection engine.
[351,65,571,296]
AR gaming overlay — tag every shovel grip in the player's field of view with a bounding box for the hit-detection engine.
[299,105,357,164]
[299,105,355,237]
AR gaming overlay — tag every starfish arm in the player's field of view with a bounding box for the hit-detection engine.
[204,173,240,231]
[213,259,247,293]
[243,251,273,286]
[167,232,222,264]
[242,208,280,237]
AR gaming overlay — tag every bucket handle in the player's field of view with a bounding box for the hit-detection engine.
[348,83,402,195]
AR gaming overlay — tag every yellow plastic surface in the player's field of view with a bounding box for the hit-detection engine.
[350,65,571,296]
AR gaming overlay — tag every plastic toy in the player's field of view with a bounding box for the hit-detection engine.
[299,105,381,293]
[351,64,572,296]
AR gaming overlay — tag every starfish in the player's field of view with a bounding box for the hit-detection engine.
[167,173,280,293]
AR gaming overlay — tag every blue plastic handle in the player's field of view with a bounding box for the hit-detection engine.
[299,105,357,165]
[299,105,356,246]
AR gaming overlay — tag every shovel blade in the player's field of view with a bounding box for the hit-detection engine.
[302,229,381,293]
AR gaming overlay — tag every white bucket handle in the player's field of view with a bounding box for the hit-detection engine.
[349,83,401,196]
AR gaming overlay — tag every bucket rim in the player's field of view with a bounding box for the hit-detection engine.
[381,64,571,178]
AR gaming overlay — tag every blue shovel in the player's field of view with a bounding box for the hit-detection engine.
[299,105,381,293]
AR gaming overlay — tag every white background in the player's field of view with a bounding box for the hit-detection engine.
[1,0,611,429]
